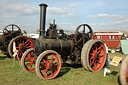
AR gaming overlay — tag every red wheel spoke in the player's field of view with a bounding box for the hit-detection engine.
[53,68,56,71]
[54,63,59,66]
[16,44,19,47]
[92,59,95,64]
[41,69,48,74]
[99,53,103,57]
[24,40,29,45]
[24,43,30,47]
[18,51,21,57]
[43,60,48,63]
[93,61,97,69]
[25,46,32,49]
[16,47,19,49]
[90,60,93,66]
[53,58,56,61]
[99,49,104,56]
[21,51,23,54]
[51,69,53,76]
[93,44,97,49]
[97,46,102,50]
[89,56,94,60]
[29,65,32,70]
[95,46,98,51]
[92,49,95,53]
[30,52,33,55]
[40,64,45,68]
[97,60,101,64]
[45,71,48,76]
[51,54,54,63]
[20,51,23,58]
[25,53,31,59]
[45,56,48,61]
[27,63,31,67]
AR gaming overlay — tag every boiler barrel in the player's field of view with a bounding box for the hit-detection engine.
[0,35,5,46]
[34,39,74,55]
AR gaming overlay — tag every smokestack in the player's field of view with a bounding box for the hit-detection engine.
[39,3,48,38]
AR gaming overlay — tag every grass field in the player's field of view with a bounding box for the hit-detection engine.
[0,53,127,85]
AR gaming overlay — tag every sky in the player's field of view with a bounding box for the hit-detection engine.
[0,0,128,33]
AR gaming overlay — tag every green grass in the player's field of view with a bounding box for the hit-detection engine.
[0,53,126,85]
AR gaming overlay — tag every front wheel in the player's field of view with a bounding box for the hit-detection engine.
[81,40,106,72]
[35,50,61,79]
[21,48,36,72]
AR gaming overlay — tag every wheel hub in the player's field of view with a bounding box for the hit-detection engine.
[46,63,53,69]
[19,44,25,51]
[30,57,35,63]
[95,53,100,59]
[49,63,53,69]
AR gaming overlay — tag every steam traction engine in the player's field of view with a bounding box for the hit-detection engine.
[0,24,34,60]
[0,24,22,55]
[21,3,107,79]
[0,24,33,60]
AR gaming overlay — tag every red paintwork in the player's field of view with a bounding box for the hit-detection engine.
[24,50,36,72]
[93,32,123,49]
[39,53,61,79]
[89,42,106,71]
[12,37,33,60]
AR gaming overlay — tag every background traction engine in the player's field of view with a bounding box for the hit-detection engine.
[0,24,34,60]
[0,24,22,56]
[21,3,107,79]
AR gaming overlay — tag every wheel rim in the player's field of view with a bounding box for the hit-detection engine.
[74,24,93,49]
[24,49,36,72]
[3,24,21,41]
[89,42,106,71]
[12,37,33,60]
[39,53,61,79]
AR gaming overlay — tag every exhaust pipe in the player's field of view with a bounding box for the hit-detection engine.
[39,3,48,38]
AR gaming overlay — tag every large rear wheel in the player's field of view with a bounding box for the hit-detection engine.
[8,36,33,60]
[35,50,61,79]
[81,40,106,72]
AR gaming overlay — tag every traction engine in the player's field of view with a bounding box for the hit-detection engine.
[0,24,34,60]
[21,3,107,79]
[0,24,22,55]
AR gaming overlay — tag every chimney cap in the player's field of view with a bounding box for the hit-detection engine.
[39,3,48,7]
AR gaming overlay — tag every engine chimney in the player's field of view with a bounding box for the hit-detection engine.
[39,3,48,38]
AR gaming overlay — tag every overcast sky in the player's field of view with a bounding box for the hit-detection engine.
[0,0,128,33]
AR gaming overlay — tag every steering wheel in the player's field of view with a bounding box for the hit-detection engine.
[74,24,93,49]
[3,24,21,41]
